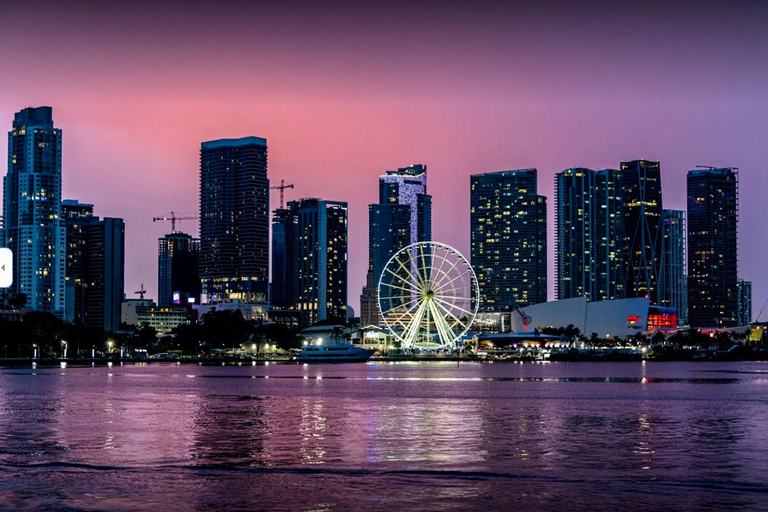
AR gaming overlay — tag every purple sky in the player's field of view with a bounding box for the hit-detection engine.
[2,1,767,318]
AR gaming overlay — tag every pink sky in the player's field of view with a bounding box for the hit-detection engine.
[2,1,767,318]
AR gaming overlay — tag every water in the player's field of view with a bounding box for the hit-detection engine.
[1,361,767,511]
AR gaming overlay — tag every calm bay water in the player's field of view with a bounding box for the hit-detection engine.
[1,361,767,511]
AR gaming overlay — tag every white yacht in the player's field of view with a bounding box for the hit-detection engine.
[295,343,375,363]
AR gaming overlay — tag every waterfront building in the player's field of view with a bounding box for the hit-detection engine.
[737,279,752,326]
[470,169,547,308]
[272,198,348,326]
[62,199,125,332]
[687,167,739,328]
[158,232,200,306]
[2,107,66,315]
[62,199,93,324]
[554,168,623,302]
[368,164,432,282]
[620,160,663,304]
[365,164,431,324]
[658,209,687,325]
[359,265,379,327]
[271,207,297,308]
[503,296,676,338]
[199,137,269,304]
[122,300,192,334]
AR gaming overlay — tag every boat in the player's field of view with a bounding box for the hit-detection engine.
[294,343,375,363]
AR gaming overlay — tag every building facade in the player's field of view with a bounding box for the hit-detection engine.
[359,265,379,327]
[470,169,547,308]
[687,167,739,328]
[2,107,66,315]
[62,199,125,332]
[271,207,297,308]
[554,168,623,302]
[272,198,348,326]
[158,232,200,306]
[199,137,269,304]
[737,278,752,326]
[620,160,663,304]
[368,164,432,286]
[658,209,687,325]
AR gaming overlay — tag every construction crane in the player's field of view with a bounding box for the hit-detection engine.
[135,284,147,300]
[271,179,294,209]
[153,211,197,233]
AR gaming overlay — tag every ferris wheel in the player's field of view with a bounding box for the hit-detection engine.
[377,242,480,351]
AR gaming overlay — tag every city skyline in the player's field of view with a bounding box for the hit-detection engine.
[1,1,766,317]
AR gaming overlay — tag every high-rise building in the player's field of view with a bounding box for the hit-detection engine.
[365,164,431,326]
[659,209,687,325]
[368,164,432,285]
[272,198,348,326]
[687,167,739,328]
[199,137,269,304]
[158,232,200,306]
[62,200,124,332]
[470,169,547,308]
[2,107,66,315]
[554,168,623,302]
[62,199,94,324]
[270,207,297,308]
[737,279,752,326]
[620,160,663,303]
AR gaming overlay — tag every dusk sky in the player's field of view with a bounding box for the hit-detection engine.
[2,1,767,316]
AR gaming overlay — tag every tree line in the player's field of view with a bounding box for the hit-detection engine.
[0,310,305,359]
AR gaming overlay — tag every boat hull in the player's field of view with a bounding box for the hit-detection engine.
[294,346,375,363]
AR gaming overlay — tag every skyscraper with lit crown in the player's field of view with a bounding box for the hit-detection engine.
[365,164,432,325]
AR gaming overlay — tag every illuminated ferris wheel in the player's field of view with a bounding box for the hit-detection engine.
[377,242,479,351]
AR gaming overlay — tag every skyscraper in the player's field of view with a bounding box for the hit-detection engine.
[62,199,94,324]
[554,168,623,302]
[2,107,66,315]
[272,198,348,326]
[470,169,547,308]
[659,209,687,325]
[158,232,200,306]
[687,167,739,328]
[368,164,432,284]
[199,137,269,304]
[620,159,663,303]
[62,200,125,332]
[270,207,297,309]
[364,164,432,326]
[737,278,752,326]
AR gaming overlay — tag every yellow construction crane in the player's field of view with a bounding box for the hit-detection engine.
[135,283,147,300]
[271,179,294,209]
[153,211,197,233]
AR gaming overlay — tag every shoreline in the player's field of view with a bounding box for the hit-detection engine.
[3,354,768,367]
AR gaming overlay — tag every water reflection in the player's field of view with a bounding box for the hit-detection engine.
[0,362,765,511]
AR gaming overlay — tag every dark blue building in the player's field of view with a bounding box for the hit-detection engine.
[199,137,269,304]
[687,167,739,328]
[470,169,547,308]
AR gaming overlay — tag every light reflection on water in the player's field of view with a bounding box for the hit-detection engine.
[0,361,766,510]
